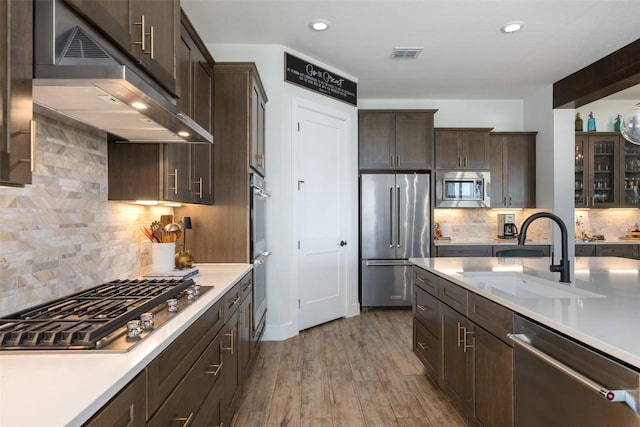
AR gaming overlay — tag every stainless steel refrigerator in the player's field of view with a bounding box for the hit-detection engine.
[360,173,431,307]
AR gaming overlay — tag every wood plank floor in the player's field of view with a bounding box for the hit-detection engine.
[232,309,468,427]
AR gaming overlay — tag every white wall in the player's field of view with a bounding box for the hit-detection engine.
[207,43,359,341]
[359,99,524,130]
[577,100,639,132]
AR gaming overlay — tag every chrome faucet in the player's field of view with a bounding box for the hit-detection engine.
[518,212,571,283]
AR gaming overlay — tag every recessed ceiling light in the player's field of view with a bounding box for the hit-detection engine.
[131,101,148,110]
[178,131,190,137]
[310,19,330,31]
[501,21,524,33]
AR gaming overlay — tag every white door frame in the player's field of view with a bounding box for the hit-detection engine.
[290,96,359,334]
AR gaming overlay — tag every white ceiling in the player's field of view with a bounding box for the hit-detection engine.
[181,0,640,101]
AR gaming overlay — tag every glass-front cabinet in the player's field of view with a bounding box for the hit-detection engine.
[623,139,640,206]
[575,133,619,208]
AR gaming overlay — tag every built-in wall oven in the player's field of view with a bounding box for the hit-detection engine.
[510,316,640,426]
[250,173,270,342]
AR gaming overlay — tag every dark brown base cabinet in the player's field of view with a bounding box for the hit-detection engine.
[83,272,257,427]
[575,244,640,259]
[436,244,551,258]
[412,266,514,427]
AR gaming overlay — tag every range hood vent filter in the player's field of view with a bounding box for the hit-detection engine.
[60,27,110,62]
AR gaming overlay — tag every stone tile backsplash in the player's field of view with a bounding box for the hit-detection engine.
[0,110,171,317]
[434,209,554,242]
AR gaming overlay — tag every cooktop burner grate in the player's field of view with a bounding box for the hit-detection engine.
[0,278,195,350]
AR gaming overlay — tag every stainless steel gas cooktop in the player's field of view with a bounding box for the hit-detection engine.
[0,278,209,352]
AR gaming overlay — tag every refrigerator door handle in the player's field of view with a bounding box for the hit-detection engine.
[397,185,402,248]
[389,186,394,248]
[365,260,414,267]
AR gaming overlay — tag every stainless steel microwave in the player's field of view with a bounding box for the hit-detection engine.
[435,171,491,208]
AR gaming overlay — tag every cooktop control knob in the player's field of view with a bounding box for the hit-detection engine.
[187,288,196,300]
[140,312,154,330]
[167,298,179,312]
[126,320,142,339]
[192,283,201,296]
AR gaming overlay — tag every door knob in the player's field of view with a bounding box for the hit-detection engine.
[339,241,347,247]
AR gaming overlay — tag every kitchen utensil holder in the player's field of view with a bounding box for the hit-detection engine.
[151,242,176,272]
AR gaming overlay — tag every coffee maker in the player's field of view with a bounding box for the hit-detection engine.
[497,214,518,239]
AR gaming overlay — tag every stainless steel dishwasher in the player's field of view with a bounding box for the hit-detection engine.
[509,315,640,426]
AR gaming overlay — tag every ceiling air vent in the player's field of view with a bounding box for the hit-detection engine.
[391,47,423,59]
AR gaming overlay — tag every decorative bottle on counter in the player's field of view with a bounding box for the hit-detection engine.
[614,114,622,132]
[575,112,583,131]
[587,112,596,132]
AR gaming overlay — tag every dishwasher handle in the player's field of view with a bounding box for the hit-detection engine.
[508,333,640,415]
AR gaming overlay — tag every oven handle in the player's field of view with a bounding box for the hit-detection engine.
[508,333,640,415]
[253,187,271,198]
[254,251,271,265]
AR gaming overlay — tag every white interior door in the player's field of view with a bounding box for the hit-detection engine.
[295,104,347,331]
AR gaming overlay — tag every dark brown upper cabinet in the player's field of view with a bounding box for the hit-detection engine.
[435,128,492,170]
[64,0,180,95]
[359,110,436,170]
[489,132,537,208]
[1,0,34,186]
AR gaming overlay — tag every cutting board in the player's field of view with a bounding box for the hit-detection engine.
[618,236,640,241]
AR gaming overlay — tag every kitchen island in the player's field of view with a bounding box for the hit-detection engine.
[411,256,640,426]
[411,256,640,368]
[0,263,252,427]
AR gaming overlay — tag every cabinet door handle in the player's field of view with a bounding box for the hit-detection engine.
[205,362,223,376]
[168,168,178,194]
[396,155,400,167]
[464,157,468,167]
[417,342,429,350]
[241,307,251,328]
[462,326,474,353]
[148,25,155,59]
[508,196,512,206]
[457,322,462,347]
[193,177,203,198]
[457,157,461,167]
[133,15,146,52]
[417,304,431,312]
[173,412,194,427]
[390,154,394,167]
[18,120,36,172]
[223,330,234,355]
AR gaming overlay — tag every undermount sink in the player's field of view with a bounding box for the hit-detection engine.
[455,272,604,299]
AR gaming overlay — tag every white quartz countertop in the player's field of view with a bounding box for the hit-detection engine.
[434,239,551,246]
[0,263,252,427]
[410,256,640,369]
[433,239,639,246]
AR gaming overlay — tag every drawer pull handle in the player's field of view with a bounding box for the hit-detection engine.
[230,296,240,306]
[418,342,429,350]
[416,276,430,284]
[243,281,253,290]
[417,304,431,312]
[173,412,194,427]
[205,362,223,376]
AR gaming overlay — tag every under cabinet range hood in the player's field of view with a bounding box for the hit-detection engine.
[33,0,213,144]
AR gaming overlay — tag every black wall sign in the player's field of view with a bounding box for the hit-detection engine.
[285,53,357,106]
